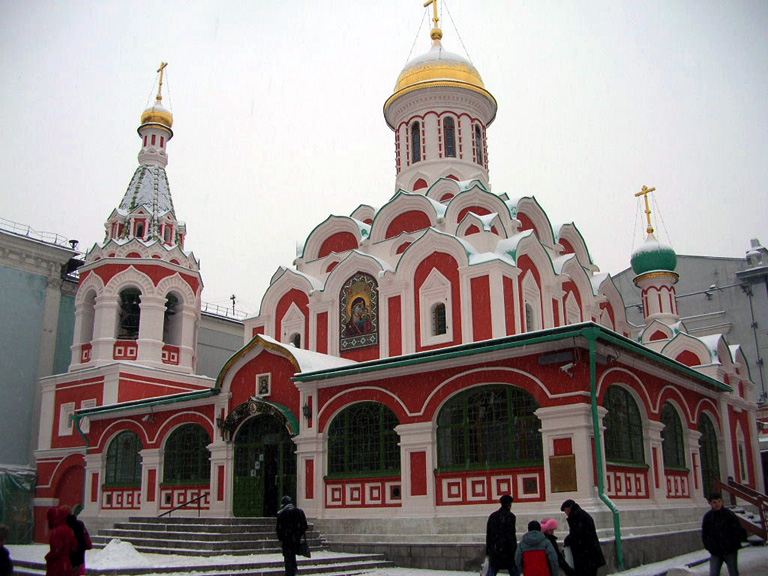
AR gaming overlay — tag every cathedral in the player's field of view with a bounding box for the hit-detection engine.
[34,2,762,565]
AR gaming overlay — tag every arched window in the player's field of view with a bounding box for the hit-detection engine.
[163,292,182,345]
[411,121,421,163]
[437,385,543,470]
[118,288,141,340]
[432,302,447,336]
[105,431,142,486]
[79,290,97,344]
[661,403,686,469]
[698,414,720,497]
[443,117,456,158]
[163,424,211,483]
[474,124,484,166]
[328,402,400,476]
[604,386,645,464]
[290,333,301,348]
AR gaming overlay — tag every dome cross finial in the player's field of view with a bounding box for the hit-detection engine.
[423,0,443,41]
[635,185,657,235]
[156,62,168,102]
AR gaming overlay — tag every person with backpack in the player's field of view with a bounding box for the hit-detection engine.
[515,520,559,576]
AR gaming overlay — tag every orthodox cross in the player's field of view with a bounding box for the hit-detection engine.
[230,294,237,316]
[423,0,440,29]
[156,62,168,102]
[634,185,657,235]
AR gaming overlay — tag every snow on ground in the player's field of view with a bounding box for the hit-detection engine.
[8,541,768,576]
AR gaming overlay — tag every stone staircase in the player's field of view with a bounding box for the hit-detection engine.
[95,516,316,556]
[12,517,394,576]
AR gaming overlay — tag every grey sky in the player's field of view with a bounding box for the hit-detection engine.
[1,1,766,316]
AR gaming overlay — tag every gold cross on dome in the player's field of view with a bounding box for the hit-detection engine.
[424,0,440,29]
[634,185,657,235]
[156,62,168,102]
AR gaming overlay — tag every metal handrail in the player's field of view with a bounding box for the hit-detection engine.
[158,492,209,518]
[714,478,768,541]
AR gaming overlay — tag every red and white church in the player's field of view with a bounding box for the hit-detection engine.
[34,7,762,548]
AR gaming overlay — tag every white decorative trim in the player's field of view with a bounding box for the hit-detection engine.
[419,268,452,346]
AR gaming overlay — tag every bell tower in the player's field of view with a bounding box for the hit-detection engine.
[70,65,203,374]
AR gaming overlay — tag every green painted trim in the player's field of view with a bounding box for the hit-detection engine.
[251,397,300,436]
[76,389,219,417]
[293,323,731,394]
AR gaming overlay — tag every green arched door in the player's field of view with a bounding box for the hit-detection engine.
[233,414,296,517]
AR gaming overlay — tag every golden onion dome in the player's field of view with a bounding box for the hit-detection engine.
[393,41,486,94]
[140,99,174,129]
[384,37,496,127]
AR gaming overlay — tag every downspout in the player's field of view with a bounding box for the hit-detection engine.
[584,327,624,571]
[72,414,90,509]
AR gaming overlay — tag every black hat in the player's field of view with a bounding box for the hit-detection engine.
[500,494,514,506]
[281,496,292,506]
[560,499,576,511]
[528,520,542,532]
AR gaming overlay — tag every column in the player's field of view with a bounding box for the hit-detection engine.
[91,294,119,364]
[139,448,162,517]
[536,404,603,508]
[646,420,665,501]
[207,441,233,516]
[396,422,435,516]
[137,294,166,366]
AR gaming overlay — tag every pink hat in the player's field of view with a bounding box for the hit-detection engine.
[540,518,558,533]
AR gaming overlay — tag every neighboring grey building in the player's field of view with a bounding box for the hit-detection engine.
[198,309,245,378]
[0,220,79,469]
[614,238,768,405]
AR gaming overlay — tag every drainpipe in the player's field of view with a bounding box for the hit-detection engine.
[584,327,624,571]
[72,414,90,510]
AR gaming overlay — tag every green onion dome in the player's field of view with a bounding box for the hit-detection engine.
[631,233,677,275]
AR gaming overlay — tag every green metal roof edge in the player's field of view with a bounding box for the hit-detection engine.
[253,398,300,435]
[292,322,731,392]
[74,388,219,417]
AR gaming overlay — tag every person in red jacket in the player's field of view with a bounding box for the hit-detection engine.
[45,507,77,576]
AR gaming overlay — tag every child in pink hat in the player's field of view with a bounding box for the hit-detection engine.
[541,518,575,576]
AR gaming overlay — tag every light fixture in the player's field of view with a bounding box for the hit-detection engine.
[302,403,312,420]
[216,415,224,429]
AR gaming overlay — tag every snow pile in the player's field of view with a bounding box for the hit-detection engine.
[88,538,154,569]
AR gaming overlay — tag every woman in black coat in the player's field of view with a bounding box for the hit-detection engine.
[561,500,605,576]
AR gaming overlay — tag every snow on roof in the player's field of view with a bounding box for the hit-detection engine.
[119,165,175,217]
[258,334,358,373]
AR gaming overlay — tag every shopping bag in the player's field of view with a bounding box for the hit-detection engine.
[298,535,311,558]
[563,546,574,568]
[479,556,490,576]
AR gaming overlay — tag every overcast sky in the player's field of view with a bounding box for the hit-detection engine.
[1,1,766,317]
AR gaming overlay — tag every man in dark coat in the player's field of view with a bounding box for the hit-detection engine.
[701,492,746,576]
[561,499,605,576]
[275,495,307,576]
[486,494,519,576]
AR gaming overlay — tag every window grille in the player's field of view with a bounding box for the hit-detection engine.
[661,403,686,469]
[328,402,400,476]
[604,387,645,464]
[437,385,542,470]
[105,431,142,486]
[163,424,211,483]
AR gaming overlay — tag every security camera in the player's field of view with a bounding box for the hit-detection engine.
[560,362,575,373]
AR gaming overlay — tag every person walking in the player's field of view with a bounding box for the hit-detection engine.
[515,520,559,576]
[63,505,92,576]
[275,495,307,576]
[485,494,519,576]
[541,518,575,576]
[701,492,747,576]
[44,507,77,576]
[560,499,605,576]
